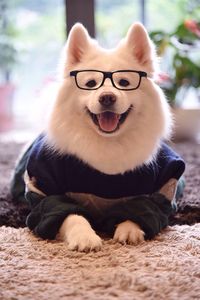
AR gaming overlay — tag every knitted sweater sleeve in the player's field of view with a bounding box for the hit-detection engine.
[26,134,66,196]
[154,143,185,190]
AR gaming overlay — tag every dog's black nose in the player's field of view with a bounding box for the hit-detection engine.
[99,93,116,107]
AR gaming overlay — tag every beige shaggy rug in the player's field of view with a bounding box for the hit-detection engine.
[0,224,200,300]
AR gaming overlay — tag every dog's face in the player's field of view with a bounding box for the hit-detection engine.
[47,23,172,174]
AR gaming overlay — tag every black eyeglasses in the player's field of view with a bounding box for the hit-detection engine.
[69,70,147,91]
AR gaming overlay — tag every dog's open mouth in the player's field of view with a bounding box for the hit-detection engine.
[87,106,132,133]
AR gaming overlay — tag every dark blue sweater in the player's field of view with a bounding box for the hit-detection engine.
[26,134,185,198]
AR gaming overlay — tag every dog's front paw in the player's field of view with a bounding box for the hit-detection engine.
[59,215,102,252]
[113,220,144,245]
[66,226,102,252]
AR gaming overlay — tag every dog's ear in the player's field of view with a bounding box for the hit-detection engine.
[125,23,157,74]
[66,23,91,66]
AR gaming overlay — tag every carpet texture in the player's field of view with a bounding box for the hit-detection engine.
[0,140,200,227]
[0,142,29,228]
[0,224,200,300]
[0,140,200,299]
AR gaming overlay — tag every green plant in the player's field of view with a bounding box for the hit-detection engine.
[150,19,200,107]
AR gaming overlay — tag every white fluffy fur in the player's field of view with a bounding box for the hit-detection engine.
[58,214,102,252]
[46,23,172,175]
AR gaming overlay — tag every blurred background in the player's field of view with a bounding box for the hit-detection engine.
[0,0,200,142]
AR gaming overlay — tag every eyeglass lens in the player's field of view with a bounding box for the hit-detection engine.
[113,72,140,89]
[76,71,103,89]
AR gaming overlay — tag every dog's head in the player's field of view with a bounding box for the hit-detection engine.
[47,23,172,174]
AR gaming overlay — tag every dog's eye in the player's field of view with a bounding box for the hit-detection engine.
[85,80,97,88]
[118,79,130,87]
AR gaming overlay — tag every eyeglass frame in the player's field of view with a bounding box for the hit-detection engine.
[69,69,147,91]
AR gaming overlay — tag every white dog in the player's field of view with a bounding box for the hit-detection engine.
[12,23,185,252]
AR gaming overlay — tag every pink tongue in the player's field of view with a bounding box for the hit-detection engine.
[97,112,120,132]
